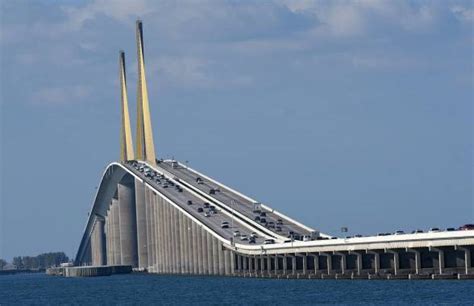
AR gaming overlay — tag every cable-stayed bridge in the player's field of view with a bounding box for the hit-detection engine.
[74,21,474,280]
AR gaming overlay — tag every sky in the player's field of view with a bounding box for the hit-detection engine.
[0,0,472,261]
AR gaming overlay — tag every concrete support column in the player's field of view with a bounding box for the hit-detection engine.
[146,190,155,272]
[237,254,242,273]
[207,232,214,275]
[302,254,307,275]
[197,225,203,274]
[201,228,209,275]
[366,250,380,274]
[118,183,138,267]
[105,214,111,265]
[282,255,287,274]
[218,241,225,275]
[153,195,160,272]
[314,254,319,274]
[179,212,186,274]
[212,237,219,275]
[187,217,194,274]
[385,249,399,275]
[457,246,471,275]
[173,207,180,274]
[406,248,421,274]
[334,252,346,274]
[231,251,236,275]
[224,250,231,275]
[192,222,198,274]
[91,218,106,266]
[320,253,332,275]
[112,198,122,265]
[165,203,172,273]
[291,256,296,275]
[274,255,279,274]
[156,197,164,273]
[267,255,272,275]
[134,179,148,269]
[242,255,248,272]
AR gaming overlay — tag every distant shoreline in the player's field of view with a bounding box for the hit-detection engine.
[0,269,45,276]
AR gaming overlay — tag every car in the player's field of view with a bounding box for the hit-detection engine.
[209,205,216,211]
[264,239,275,244]
[196,177,202,182]
[303,235,312,241]
[377,233,386,236]
[253,209,261,214]
[260,212,267,217]
[187,200,193,205]
[209,189,216,195]
[248,237,256,244]
[345,236,353,239]
[275,226,282,232]
[233,231,240,237]
[254,216,261,222]
[250,232,258,238]
[459,224,474,231]
[163,184,169,188]
[177,187,183,193]
[240,235,249,241]
[412,229,424,234]
[354,234,363,238]
[446,227,456,231]
[203,203,210,208]
[197,207,204,213]
[221,222,229,228]
[429,227,441,232]
[284,239,292,243]
[260,218,267,224]
[276,219,283,225]
[394,230,405,235]
[204,212,211,217]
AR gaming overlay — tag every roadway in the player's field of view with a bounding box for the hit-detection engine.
[156,160,316,241]
[124,161,269,245]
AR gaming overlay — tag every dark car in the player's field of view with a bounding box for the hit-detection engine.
[446,227,456,231]
[254,216,261,222]
[187,200,193,205]
[276,226,282,232]
[209,189,215,195]
[259,218,267,224]
[276,219,283,225]
[459,224,474,231]
[260,212,267,217]
[203,202,210,208]
[197,207,204,213]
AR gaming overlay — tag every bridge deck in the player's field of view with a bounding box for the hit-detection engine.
[157,160,314,240]
[124,163,269,245]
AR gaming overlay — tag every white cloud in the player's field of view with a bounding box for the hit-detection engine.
[62,0,153,31]
[451,5,474,23]
[31,85,92,106]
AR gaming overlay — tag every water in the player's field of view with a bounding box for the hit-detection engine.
[1,273,473,305]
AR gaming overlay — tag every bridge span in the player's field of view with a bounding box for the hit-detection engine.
[74,20,473,280]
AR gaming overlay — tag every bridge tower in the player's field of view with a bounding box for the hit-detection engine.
[135,20,156,166]
[119,51,135,162]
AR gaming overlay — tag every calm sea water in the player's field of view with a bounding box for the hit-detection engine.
[1,273,473,305]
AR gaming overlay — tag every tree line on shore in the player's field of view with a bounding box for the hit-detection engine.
[0,252,69,270]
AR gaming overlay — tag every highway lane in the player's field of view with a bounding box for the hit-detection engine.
[157,160,315,240]
[124,162,268,245]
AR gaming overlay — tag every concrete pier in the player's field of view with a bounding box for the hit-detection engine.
[135,179,148,269]
[118,182,138,267]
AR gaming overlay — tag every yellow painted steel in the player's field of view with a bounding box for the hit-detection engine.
[135,20,156,165]
[119,51,135,161]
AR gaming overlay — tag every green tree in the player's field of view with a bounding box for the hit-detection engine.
[0,259,7,270]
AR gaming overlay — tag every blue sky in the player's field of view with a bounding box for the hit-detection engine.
[0,0,472,261]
